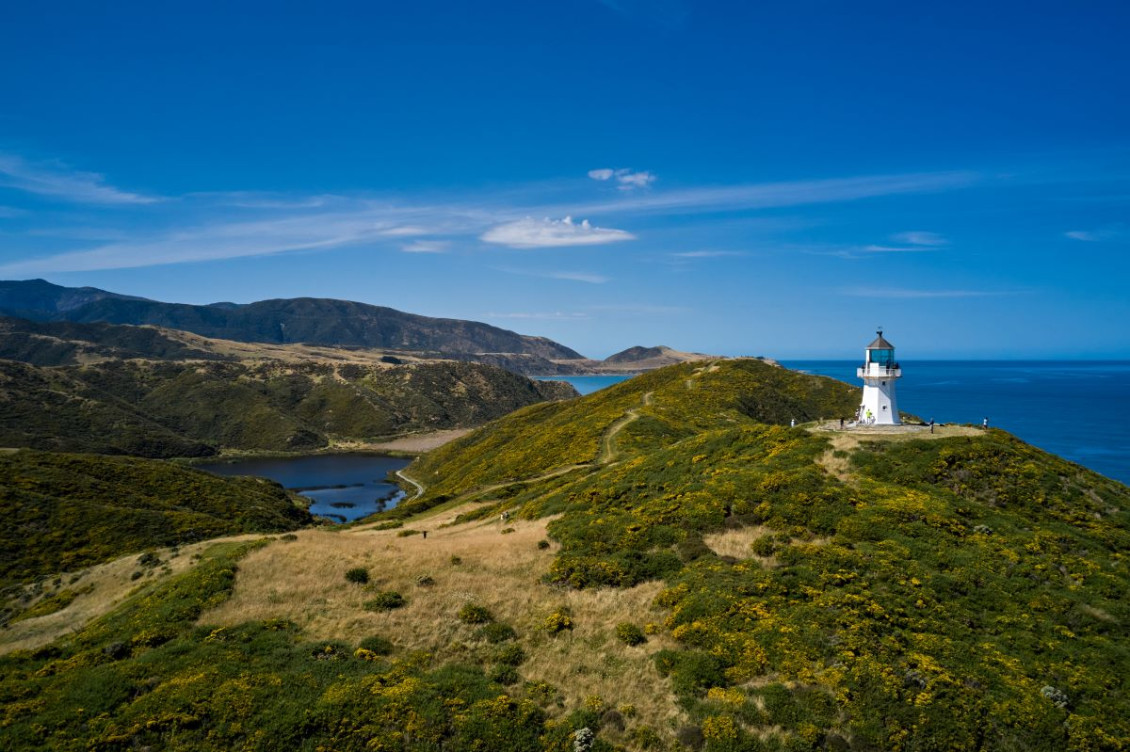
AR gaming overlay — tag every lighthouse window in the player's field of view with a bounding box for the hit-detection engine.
[882,381,886,386]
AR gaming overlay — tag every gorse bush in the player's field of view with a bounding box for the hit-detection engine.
[363,592,405,612]
[357,635,394,655]
[475,622,517,643]
[543,607,574,634]
[615,622,646,646]
[344,567,370,584]
[458,603,494,625]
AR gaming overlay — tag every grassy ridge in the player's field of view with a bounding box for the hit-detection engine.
[0,359,576,458]
[405,359,858,506]
[0,541,596,752]
[399,360,1130,750]
[0,451,311,588]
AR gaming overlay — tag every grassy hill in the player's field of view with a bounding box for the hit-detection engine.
[0,315,232,365]
[0,279,584,359]
[1,359,1127,751]
[0,359,576,457]
[0,450,310,590]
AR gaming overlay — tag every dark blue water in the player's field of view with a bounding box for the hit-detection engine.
[540,374,634,395]
[784,361,1130,485]
[198,454,410,522]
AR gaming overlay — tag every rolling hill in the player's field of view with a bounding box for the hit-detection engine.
[2,359,1126,751]
[0,358,576,457]
[0,279,584,359]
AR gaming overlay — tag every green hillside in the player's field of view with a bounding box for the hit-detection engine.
[0,359,576,457]
[0,451,310,589]
[396,359,1130,750]
[2,359,1127,751]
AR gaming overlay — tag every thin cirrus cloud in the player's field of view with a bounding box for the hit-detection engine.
[0,159,981,273]
[483,311,591,320]
[1064,226,1123,242]
[480,216,635,249]
[840,287,1019,299]
[588,167,657,191]
[669,250,745,258]
[891,230,948,246]
[0,211,425,276]
[400,240,449,253]
[0,153,160,205]
[495,266,609,284]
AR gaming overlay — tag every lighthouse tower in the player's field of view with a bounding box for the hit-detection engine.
[856,329,902,425]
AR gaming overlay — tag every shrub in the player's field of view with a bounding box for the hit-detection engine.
[450,555,463,566]
[543,607,574,634]
[364,592,405,612]
[373,521,403,530]
[357,635,394,655]
[750,536,776,557]
[458,603,494,624]
[416,574,436,587]
[494,643,526,666]
[345,567,370,585]
[490,665,520,685]
[280,533,298,541]
[397,529,421,537]
[501,527,515,535]
[475,622,517,643]
[615,622,646,646]
[537,539,551,550]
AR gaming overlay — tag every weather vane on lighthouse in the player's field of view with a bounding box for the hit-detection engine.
[856,328,902,425]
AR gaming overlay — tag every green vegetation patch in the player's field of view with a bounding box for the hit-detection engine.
[0,540,583,751]
[0,450,311,588]
[398,360,1130,749]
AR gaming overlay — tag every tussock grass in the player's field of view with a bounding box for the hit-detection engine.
[703,526,773,561]
[0,534,264,655]
[201,512,686,736]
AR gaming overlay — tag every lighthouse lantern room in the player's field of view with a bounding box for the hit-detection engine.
[856,329,902,425]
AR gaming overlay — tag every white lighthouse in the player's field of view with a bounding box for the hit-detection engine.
[856,329,902,425]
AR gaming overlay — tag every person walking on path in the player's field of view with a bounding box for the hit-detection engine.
[982,417,989,429]
[929,418,935,434]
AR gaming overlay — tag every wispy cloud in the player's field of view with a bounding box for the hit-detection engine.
[0,210,413,275]
[481,216,635,249]
[669,250,745,258]
[571,171,979,216]
[496,266,609,284]
[0,154,160,205]
[401,240,449,253]
[483,311,591,320]
[861,245,934,253]
[840,286,1021,299]
[589,167,657,191]
[892,230,948,246]
[1065,225,1123,242]
[588,303,688,315]
[0,205,27,218]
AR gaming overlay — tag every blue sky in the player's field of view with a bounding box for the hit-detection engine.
[1,1,1128,358]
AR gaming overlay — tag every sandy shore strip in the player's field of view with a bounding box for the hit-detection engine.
[363,429,473,453]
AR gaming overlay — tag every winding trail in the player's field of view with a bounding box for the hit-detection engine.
[395,469,425,500]
[599,391,654,464]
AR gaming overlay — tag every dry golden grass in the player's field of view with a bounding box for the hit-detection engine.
[0,534,264,655]
[201,511,686,739]
[703,527,776,566]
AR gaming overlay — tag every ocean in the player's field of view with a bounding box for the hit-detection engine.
[545,362,1130,485]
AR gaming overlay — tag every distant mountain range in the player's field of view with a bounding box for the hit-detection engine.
[0,280,723,375]
[0,279,582,360]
